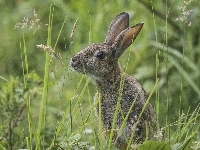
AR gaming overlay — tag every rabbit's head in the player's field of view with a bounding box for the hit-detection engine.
[70,12,143,81]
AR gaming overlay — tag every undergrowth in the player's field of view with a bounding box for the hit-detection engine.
[0,1,200,150]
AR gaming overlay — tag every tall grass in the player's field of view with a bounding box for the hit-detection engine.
[36,4,51,148]
[20,32,32,149]
[0,0,199,150]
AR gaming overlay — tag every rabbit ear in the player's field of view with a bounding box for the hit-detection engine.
[111,22,144,58]
[105,12,129,45]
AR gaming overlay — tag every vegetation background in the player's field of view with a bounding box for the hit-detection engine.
[0,0,199,149]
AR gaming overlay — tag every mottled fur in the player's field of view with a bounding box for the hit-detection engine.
[70,12,157,149]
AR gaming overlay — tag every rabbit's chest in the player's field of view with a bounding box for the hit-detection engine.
[94,91,118,115]
[94,90,135,129]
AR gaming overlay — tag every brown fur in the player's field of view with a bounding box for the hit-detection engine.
[70,12,157,149]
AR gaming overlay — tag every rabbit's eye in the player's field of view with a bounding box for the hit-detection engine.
[96,51,106,60]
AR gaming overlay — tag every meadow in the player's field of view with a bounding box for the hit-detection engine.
[0,0,200,149]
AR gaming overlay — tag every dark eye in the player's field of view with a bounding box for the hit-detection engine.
[96,51,106,59]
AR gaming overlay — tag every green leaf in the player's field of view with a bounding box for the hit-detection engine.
[0,143,6,150]
[172,137,194,150]
[138,141,171,150]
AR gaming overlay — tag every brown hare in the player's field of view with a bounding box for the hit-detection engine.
[70,12,157,149]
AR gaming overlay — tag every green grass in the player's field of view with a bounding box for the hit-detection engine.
[0,0,200,150]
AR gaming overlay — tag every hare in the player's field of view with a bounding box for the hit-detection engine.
[70,12,157,149]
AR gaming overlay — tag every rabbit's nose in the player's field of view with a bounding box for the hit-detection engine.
[70,55,80,68]
[71,56,76,63]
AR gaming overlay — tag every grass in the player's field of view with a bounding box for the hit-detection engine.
[0,0,200,150]
[36,4,53,150]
